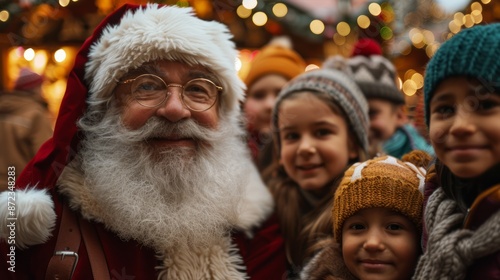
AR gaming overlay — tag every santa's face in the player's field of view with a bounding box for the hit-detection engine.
[77,63,247,249]
[113,60,221,151]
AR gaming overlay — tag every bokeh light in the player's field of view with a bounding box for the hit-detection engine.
[310,19,325,35]
[273,3,288,17]
[242,0,257,10]
[24,48,35,61]
[252,12,268,26]
[336,22,351,36]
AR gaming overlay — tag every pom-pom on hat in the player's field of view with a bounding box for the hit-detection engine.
[272,67,369,154]
[351,38,383,57]
[325,55,405,105]
[332,150,429,243]
[244,37,306,88]
[14,68,44,91]
[424,23,500,126]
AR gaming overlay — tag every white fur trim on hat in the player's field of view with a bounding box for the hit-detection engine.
[0,188,56,249]
[85,4,245,121]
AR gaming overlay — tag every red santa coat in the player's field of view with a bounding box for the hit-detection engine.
[0,192,285,279]
[0,4,286,279]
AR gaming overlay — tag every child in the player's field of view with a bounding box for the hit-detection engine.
[325,49,434,159]
[413,23,500,279]
[243,37,306,170]
[268,66,370,276]
[301,151,429,280]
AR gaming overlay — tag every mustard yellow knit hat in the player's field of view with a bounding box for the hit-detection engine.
[244,43,306,88]
[332,152,428,243]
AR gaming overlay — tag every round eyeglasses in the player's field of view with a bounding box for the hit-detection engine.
[118,74,223,112]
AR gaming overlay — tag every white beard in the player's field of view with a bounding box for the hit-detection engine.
[77,115,246,251]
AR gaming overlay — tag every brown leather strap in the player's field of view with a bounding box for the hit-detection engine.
[45,202,81,280]
[79,217,110,279]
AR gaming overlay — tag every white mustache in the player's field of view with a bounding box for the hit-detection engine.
[145,118,212,140]
[99,117,220,145]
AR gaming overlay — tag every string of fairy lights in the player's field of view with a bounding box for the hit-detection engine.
[399,0,493,97]
[230,0,496,97]
[1,0,498,100]
[236,1,395,43]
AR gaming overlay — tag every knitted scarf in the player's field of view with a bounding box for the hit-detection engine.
[412,187,500,279]
[383,124,434,159]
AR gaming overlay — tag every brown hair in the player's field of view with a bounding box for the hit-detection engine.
[265,90,368,267]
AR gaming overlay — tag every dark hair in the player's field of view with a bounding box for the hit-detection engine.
[435,159,500,212]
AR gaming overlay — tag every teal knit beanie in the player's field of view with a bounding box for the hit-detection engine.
[424,23,500,125]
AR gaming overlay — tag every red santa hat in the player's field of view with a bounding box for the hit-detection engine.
[14,68,44,91]
[351,38,383,57]
[1,3,245,247]
[17,3,244,190]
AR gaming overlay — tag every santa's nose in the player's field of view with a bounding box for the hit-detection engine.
[155,88,191,123]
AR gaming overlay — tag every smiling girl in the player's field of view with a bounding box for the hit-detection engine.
[267,66,370,276]
[413,23,500,279]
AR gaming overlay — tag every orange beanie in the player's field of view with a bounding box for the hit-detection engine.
[244,43,306,88]
[332,151,429,243]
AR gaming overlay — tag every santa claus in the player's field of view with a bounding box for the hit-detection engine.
[0,4,285,279]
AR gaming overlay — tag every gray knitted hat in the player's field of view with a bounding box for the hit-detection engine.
[272,68,369,154]
[325,55,405,105]
[424,23,500,126]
